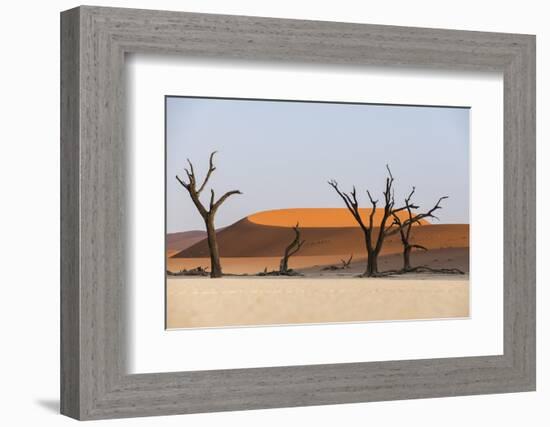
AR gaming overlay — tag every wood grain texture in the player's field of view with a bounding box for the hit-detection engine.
[60,7,80,419]
[60,6,536,420]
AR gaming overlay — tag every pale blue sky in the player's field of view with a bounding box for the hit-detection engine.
[166,97,469,233]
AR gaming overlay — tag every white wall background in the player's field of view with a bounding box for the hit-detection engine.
[0,0,546,425]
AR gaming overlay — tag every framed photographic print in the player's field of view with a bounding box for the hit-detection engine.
[61,6,536,420]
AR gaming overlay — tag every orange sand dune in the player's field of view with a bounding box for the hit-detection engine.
[248,208,428,228]
[174,218,468,259]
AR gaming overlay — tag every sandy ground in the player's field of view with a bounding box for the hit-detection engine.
[166,275,469,329]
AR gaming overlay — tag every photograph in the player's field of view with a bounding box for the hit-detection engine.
[165,96,470,329]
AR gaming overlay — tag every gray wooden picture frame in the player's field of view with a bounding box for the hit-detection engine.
[60,5,536,420]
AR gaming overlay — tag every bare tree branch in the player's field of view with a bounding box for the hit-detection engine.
[328,180,367,229]
[288,240,305,257]
[401,196,448,228]
[175,174,189,190]
[410,244,428,251]
[386,164,394,181]
[341,254,353,268]
[366,190,377,231]
[186,159,195,179]
[213,190,242,211]
[197,151,217,194]
[209,189,216,210]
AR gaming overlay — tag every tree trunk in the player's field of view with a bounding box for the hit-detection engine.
[204,215,222,278]
[365,252,379,277]
[403,245,412,271]
[362,229,380,277]
[278,223,304,274]
[279,257,288,273]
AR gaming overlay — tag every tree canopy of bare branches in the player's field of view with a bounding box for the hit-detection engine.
[391,187,461,273]
[176,151,242,278]
[328,165,406,277]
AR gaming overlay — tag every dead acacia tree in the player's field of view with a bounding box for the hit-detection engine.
[279,223,305,274]
[391,187,447,271]
[328,166,406,277]
[391,189,463,275]
[176,151,242,278]
[321,254,353,271]
[340,254,353,269]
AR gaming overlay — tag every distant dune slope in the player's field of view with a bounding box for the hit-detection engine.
[166,230,206,254]
[248,207,428,228]
[174,217,469,259]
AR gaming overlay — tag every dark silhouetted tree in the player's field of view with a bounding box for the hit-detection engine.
[176,151,241,278]
[328,166,406,277]
[279,223,305,274]
[340,254,353,269]
[391,187,448,271]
